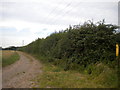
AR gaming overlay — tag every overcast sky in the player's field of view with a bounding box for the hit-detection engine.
[0,0,119,48]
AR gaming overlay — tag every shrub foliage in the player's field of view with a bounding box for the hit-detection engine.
[19,20,119,70]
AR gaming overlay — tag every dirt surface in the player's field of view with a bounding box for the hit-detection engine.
[2,51,42,88]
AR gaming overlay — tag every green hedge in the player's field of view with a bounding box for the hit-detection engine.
[19,20,119,70]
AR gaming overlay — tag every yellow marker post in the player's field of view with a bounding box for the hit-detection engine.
[116,44,119,57]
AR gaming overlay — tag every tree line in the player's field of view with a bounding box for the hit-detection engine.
[19,20,120,70]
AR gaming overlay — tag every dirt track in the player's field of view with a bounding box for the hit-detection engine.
[2,51,42,88]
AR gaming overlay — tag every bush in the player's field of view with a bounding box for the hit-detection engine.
[19,20,119,70]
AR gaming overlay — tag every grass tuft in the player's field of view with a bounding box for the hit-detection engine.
[33,62,117,88]
[28,54,118,88]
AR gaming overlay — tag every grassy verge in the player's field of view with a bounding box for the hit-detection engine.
[2,50,20,67]
[31,55,118,88]
[34,63,101,88]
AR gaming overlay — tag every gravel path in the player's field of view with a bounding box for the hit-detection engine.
[2,51,42,88]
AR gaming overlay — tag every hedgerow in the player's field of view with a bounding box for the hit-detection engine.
[19,20,119,70]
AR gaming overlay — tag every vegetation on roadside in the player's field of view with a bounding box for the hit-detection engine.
[19,20,119,69]
[19,20,120,88]
[2,50,20,67]
[33,60,117,88]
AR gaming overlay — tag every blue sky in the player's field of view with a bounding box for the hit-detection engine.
[0,0,119,48]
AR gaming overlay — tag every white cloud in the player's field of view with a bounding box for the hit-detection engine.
[0,0,119,47]
[0,0,119,3]
[0,19,68,47]
[0,19,67,33]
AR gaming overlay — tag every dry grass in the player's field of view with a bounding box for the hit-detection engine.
[2,50,20,67]
[2,50,15,59]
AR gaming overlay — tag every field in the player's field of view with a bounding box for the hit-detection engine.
[2,50,20,67]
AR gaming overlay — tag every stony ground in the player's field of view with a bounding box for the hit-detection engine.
[2,51,42,88]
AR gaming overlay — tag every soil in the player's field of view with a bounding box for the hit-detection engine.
[2,51,42,88]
